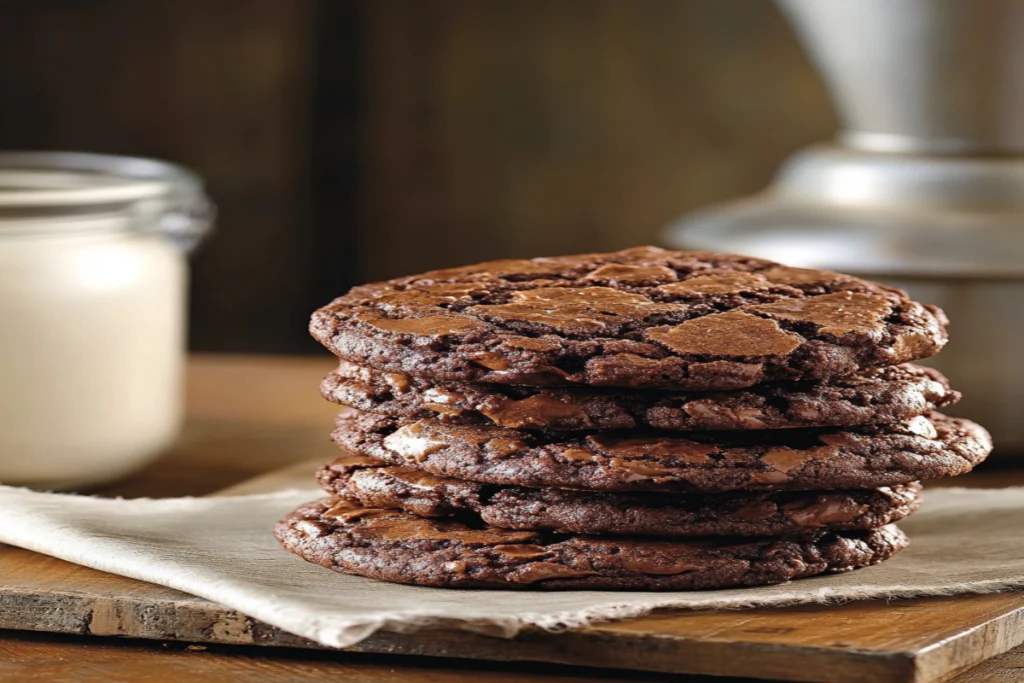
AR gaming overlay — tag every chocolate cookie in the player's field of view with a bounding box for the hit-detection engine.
[318,451,922,537]
[275,498,908,590]
[323,361,958,431]
[310,247,948,390]
[332,410,991,493]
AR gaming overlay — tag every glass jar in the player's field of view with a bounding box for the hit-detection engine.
[0,152,213,488]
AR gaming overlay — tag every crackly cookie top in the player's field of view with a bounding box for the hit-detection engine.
[310,247,948,390]
[332,410,991,494]
[321,361,959,432]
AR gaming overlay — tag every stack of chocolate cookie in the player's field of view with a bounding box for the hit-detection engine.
[277,247,992,590]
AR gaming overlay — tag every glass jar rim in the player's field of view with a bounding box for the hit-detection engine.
[0,151,214,253]
[0,151,203,210]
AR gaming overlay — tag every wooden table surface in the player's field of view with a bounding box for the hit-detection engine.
[2,354,1021,683]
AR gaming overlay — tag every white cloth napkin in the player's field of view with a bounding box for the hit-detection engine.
[1,485,1023,649]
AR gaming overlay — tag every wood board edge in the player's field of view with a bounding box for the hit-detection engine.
[0,587,931,683]
[915,602,1024,683]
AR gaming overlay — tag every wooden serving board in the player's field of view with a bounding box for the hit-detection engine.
[3,460,1024,683]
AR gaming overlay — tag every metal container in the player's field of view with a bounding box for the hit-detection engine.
[664,0,1024,452]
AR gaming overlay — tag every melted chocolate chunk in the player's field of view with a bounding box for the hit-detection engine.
[646,312,803,357]
[750,292,892,337]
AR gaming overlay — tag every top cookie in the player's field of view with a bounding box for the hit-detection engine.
[310,247,948,390]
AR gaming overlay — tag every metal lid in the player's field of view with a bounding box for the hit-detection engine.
[0,151,213,252]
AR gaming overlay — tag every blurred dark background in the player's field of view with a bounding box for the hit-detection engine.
[0,0,837,353]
